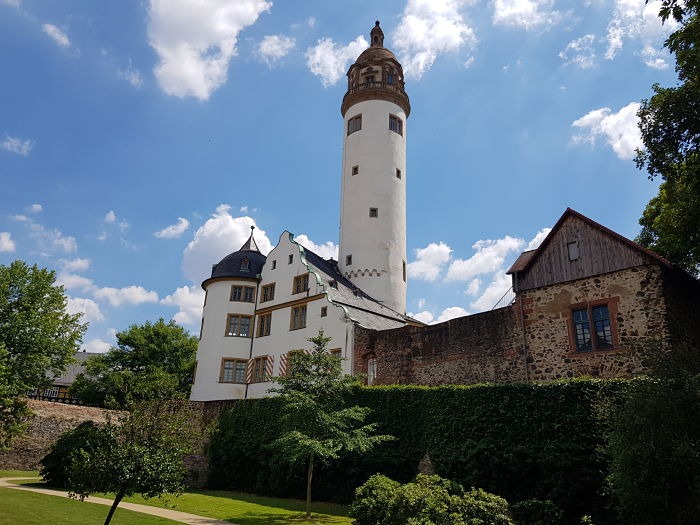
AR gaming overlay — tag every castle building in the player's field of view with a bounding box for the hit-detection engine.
[190,22,415,401]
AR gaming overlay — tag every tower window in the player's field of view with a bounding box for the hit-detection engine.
[272,260,277,270]
[387,73,394,85]
[288,254,293,264]
[348,115,362,135]
[346,255,352,266]
[352,165,359,176]
[321,306,328,317]
[369,207,378,218]
[389,115,403,135]
[396,168,402,179]
[403,260,407,282]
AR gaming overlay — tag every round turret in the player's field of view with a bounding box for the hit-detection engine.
[202,227,266,288]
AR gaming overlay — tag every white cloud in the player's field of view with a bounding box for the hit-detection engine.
[154,217,190,239]
[57,272,95,292]
[93,285,159,307]
[42,23,71,49]
[82,339,111,353]
[182,204,273,284]
[466,278,481,295]
[305,36,368,87]
[60,257,91,272]
[572,102,642,160]
[104,210,116,223]
[12,215,77,254]
[605,0,676,67]
[436,306,469,323]
[0,232,15,252]
[492,0,563,30]
[446,236,524,281]
[118,60,143,87]
[393,0,477,79]
[257,35,295,67]
[559,34,596,68]
[470,272,512,311]
[148,0,271,100]
[410,310,435,324]
[28,203,42,213]
[408,242,452,282]
[1,135,34,156]
[1,0,22,7]
[295,234,338,260]
[161,285,205,326]
[640,44,669,69]
[526,228,551,250]
[66,296,105,323]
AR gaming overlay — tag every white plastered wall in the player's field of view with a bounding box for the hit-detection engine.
[338,99,407,314]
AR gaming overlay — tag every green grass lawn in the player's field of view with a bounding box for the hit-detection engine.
[0,489,180,525]
[1,471,352,525]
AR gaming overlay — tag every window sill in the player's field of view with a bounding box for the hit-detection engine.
[567,346,624,356]
[289,326,306,331]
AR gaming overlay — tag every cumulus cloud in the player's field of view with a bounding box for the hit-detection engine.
[295,234,338,260]
[161,285,205,326]
[605,0,676,67]
[393,0,477,79]
[470,272,513,311]
[11,215,77,253]
[446,236,524,281]
[60,258,91,272]
[28,203,42,213]
[408,242,453,282]
[42,23,71,49]
[526,228,551,250]
[1,135,34,156]
[83,339,112,353]
[66,297,105,323]
[154,217,190,239]
[102,210,129,233]
[572,102,642,160]
[148,0,271,100]
[104,210,116,223]
[93,285,159,307]
[410,310,435,324]
[57,272,95,292]
[257,34,295,67]
[466,278,481,296]
[305,36,367,87]
[559,34,596,68]
[640,43,670,69]
[492,0,564,30]
[409,306,470,325]
[1,0,22,7]
[118,60,143,87]
[182,204,273,284]
[0,232,15,252]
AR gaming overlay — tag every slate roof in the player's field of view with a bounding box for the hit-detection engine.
[205,228,266,285]
[52,351,99,386]
[301,247,413,330]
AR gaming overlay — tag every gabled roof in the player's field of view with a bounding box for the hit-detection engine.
[507,207,673,275]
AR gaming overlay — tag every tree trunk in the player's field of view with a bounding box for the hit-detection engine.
[103,488,126,525]
[305,451,314,519]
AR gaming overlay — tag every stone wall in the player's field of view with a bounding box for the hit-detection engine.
[354,306,526,385]
[515,264,665,381]
[661,267,700,352]
[0,399,111,471]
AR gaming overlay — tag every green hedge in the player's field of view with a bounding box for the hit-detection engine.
[208,379,623,524]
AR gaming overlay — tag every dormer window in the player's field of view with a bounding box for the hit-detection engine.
[240,257,250,272]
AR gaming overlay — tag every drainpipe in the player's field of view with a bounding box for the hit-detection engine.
[244,276,262,399]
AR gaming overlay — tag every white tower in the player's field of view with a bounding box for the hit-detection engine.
[338,21,410,314]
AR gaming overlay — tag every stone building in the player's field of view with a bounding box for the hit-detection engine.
[353,208,700,385]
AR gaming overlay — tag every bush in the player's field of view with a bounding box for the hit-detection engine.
[511,498,565,525]
[350,474,513,525]
[40,421,109,487]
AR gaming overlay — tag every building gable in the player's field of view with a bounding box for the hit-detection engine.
[512,209,669,292]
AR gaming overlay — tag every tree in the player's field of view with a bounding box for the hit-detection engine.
[0,260,85,448]
[635,4,700,275]
[64,400,205,525]
[70,318,197,408]
[271,330,393,519]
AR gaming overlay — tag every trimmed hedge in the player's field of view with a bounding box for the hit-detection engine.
[208,379,622,524]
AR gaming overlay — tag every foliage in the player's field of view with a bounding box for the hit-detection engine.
[270,330,393,518]
[0,260,86,448]
[63,400,205,525]
[510,498,565,525]
[70,318,197,408]
[40,421,109,488]
[209,379,620,524]
[598,342,700,524]
[350,473,513,525]
[635,6,700,274]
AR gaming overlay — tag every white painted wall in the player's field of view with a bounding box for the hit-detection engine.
[338,98,407,314]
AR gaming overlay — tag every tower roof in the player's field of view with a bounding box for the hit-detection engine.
[341,21,410,117]
[203,226,266,287]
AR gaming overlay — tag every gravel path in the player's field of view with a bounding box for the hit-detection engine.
[0,477,234,525]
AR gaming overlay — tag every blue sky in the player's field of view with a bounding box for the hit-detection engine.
[0,0,679,351]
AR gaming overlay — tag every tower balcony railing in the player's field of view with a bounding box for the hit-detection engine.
[346,80,406,96]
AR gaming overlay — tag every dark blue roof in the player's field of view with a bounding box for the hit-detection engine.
[301,248,375,301]
[206,228,266,282]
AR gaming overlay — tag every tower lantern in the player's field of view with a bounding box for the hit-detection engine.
[338,21,410,314]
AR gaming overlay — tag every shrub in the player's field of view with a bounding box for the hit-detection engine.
[40,421,109,487]
[350,474,513,525]
[511,498,565,525]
